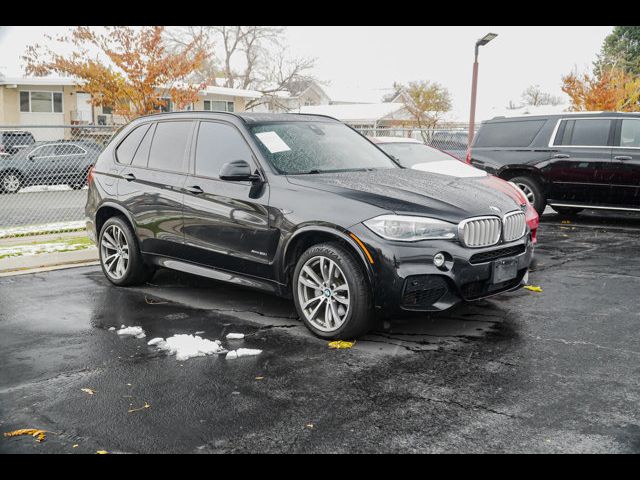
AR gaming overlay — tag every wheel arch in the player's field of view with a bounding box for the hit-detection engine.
[497,165,548,189]
[281,226,375,292]
[95,202,137,237]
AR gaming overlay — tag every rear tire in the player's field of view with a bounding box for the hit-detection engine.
[99,216,154,286]
[510,175,546,215]
[293,242,373,339]
[551,206,583,216]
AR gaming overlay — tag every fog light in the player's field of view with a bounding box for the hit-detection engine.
[433,252,446,268]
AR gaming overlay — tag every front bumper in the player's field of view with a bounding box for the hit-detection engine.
[349,224,534,313]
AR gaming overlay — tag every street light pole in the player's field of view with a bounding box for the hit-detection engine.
[468,33,498,148]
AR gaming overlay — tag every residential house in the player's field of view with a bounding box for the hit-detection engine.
[298,102,409,130]
[0,76,263,141]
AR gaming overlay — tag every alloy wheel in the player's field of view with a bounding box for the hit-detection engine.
[297,255,350,332]
[515,182,535,205]
[2,174,20,193]
[101,225,130,280]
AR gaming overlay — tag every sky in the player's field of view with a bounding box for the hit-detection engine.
[0,26,613,121]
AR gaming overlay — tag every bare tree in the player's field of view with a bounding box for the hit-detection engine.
[166,26,315,108]
[245,47,316,110]
[522,85,564,106]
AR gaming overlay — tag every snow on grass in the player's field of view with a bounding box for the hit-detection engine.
[116,326,146,339]
[225,348,262,360]
[0,221,86,239]
[226,333,245,340]
[0,236,94,259]
[147,334,226,361]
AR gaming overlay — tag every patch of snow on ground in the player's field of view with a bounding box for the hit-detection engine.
[0,221,86,239]
[149,334,226,361]
[226,348,262,360]
[226,333,245,340]
[117,326,146,338]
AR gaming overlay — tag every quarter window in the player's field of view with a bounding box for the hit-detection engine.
[195,122,254,178]
[116,124,151,165]
[474,120,546,148]
[619,119,640,148]
[19,91,63,113]
[131,124,155,167]
[147,121,192,173]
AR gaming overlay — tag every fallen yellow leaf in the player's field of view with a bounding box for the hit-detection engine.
[81,388,96,395]
[96,450,108,454]
[255,376,264,380]
[4,428,47,442]
[128,402,151,413]
[72,444,79,448]
[524,285,543,293]
[328,340,355,349]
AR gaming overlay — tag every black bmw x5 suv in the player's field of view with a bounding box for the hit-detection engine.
[86,112,534,338]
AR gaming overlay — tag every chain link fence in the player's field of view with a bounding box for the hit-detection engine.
[0,125,118,235]
[0,124,474,235]
[354,126,472,160]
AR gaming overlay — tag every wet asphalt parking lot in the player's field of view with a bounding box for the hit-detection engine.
[1,210,640,453]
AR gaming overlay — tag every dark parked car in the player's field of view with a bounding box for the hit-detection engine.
[86,112,534,339]
[0,130,35,157]
[469,112,640,215]
[0,140,102,193]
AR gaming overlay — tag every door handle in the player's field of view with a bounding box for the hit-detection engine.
[122,173,136,182]
[614,155,632,161]
[185,185,204,195]
[552,154,571,159]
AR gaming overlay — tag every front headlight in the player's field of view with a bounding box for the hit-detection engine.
[363,215,457,242]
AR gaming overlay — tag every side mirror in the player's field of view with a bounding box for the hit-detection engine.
[219,160,261,182]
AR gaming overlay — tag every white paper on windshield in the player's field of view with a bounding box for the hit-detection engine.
[255,131,291,154]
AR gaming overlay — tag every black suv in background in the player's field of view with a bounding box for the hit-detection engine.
[469,112,640,215]
[86,112,534,339]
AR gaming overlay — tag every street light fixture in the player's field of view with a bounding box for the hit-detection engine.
[468,32,498,148]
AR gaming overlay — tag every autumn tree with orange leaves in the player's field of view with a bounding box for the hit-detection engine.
[561,67,640,112]
[22,26,206,121]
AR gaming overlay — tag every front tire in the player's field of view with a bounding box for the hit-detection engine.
[293,242,373,339]
[510,175,546,214]
[99,216,154,286]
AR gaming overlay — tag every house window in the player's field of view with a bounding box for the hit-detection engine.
[203,100,235,112]
[158,97,173,112]
[19,91,63,113]
[102,105,113,115]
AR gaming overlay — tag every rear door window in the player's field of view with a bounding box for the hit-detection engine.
[554,119,613,147]
[147,121,192,173]
[474,120,546,147]
[116,123,151,165]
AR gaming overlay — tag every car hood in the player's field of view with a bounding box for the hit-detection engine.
[286,168,521,223]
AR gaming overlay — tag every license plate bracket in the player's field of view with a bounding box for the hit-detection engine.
[492,258,518,284]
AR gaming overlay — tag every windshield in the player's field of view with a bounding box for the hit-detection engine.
[249,121,399,174]
[377,142,456,168]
